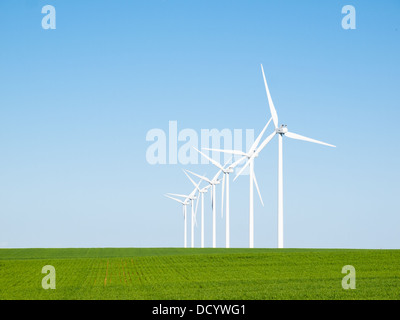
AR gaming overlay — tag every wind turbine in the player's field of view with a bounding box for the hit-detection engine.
[183,170,212,248]
[164,195,190,248]
[253,64,336,248]
[185,169,223,248]
[193,147,246,248]
[167,179,201,248]
[204,118,272,248]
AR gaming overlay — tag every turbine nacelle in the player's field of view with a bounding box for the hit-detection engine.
[276,124,288,135]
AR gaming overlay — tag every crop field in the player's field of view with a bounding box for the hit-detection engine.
[0,248,399,300]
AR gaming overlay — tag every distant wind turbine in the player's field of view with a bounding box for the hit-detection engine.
[185,169,224,248]
[193,147,246,248]
[167,179,201,248]
[183,170,212,248]
[164,195,190,248]
[204,118,273,248]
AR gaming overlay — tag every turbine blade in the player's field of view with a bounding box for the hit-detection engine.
[189,179,202,198]
[256,131,277,155]
[253,172,264,207]
[234,158,251,181]
[165,194,185,204]
[223,156,233,168]
[167,193,189,199]
[193,147,225,171]
[195,194,200,216]
[261,64,279,129]
[249,118,272,152]
[212,168,223,182]
[229,156,247,170]
[285,131,336,147]
[185,170,212,184]
[203,148,247,157]
[183,170,201,191]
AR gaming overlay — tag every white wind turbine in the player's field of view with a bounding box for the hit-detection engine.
[204,118,273,248]
[183,170,212,248]
[252,64,336,248]
[167,180,201,248]
[193,147,246,248]
[164,195,190,248]
[185,169,223,248]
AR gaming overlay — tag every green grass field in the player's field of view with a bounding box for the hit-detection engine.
[0,248,399,300]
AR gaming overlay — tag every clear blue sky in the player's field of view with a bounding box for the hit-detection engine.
[0,0,399,249]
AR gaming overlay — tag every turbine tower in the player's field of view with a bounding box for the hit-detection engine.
[164,195,190,248]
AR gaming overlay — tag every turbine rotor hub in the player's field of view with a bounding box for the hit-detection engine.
[276,124,288,134]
